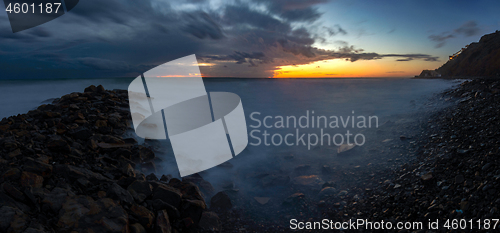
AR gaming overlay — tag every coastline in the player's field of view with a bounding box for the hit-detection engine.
[0,85,219,233]
[0,79,498,232]
[338,78,500,231]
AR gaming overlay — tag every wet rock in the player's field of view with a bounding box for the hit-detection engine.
[421,172,433,181]
[155,210,172,233]
[0,206,27,233]
[321,165,333,174]
[47,136,70,152]
[160,175,171,182]
[152,199,181,219]
[122,163,136,177]
[2,168,21,181]
[199,211,220,232]
[338,190,348,197]
[23,157,53,178]
[282,193,305,206]
[181,199,206,223]
[133,146,155,162]
[57,196,129,232]
[107,183,134,205]
[261,174,290,187]
[482,163,492,171]
[69,127,93,140]
[130,223,147,233]
[42,187,74,213]
[292,175,324,190]
[54,164,111,182]
[130,204,155,229]
[294,164,311,172]
[210,191,232,211]
[318,187,337,200]
[455,175,465,184]
[8,148,21,158]
[2,183,26,203]
[146,173,158,181]
[152,184,183,208]
[84,85,97,92]
[141,161,156,174]
[20,171,44,188]
[199,180,215,197]
[127,180,153,203]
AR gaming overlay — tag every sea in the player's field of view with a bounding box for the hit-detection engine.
[0,77,461,211]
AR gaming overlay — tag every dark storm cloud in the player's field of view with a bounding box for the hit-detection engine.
[280,7,322,22]
[76,57,129,70]
[223,5,291,32]
[0,0,225,79]
[183,12,224,39]
[429,20,480,48]
[0,0,441,79]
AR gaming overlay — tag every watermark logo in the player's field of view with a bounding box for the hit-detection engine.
[128,54,248,177]
[248,111,378,150]
[3,0,79,33]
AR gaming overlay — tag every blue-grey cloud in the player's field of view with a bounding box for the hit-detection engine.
[429,20,480,48]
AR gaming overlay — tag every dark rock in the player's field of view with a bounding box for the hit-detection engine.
[20,171,44,188]
[318,187,337,200]
[199,211,220,232]
[57,196,129,232]
[133,146,155,162]
[146,173,158,181]
[282,193,305,207]
[54,164,111,182]
[160,175,171,182]
[1,183,26,203]
[2,168,21,181]
[130,223,147,233]
[107,183,134,205]
[130,204,155,229]
[152,184,182,208]
[155,210,172,233]
[0,206,27,233]
[127,180,153,203]
[181,199,206,223]
[42,187,74,214]
[69,127,93,140]
[210,191,232,211]
[84,85,97,92]
[292,175,324,190]
[152,199,181,219]
[23,157,53,178]
[455,175,465,184]
[482,163,492,171]
[47,136,70,152]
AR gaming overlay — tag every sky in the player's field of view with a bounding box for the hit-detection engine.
[0,0,499,79]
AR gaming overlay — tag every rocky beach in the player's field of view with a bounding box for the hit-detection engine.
[0,78,499,233]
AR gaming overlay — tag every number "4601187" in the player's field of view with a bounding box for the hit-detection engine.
[5,3,61,14]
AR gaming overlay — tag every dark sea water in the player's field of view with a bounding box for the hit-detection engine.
[0,78,460,210]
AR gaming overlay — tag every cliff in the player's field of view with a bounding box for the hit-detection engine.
[422,30,500,78]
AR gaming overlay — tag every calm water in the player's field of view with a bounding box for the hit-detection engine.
[0,78,459,197]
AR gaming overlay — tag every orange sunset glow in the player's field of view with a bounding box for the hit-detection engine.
[272,59,432,78]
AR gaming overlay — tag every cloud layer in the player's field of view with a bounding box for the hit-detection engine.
[0,0,441,78]
[429,21,480,48]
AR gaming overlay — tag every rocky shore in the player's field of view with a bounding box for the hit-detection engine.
[1,79,499,232]
[330,78,499,232]
[0,85,224,233]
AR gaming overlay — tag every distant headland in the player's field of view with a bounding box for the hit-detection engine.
[416,30,500,78]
